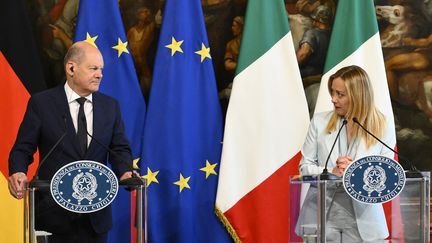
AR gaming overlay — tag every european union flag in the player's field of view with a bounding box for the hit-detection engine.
[142,0,232,242]
[74,1,146,242]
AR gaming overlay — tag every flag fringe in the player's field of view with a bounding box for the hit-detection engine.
[215,206,242,243]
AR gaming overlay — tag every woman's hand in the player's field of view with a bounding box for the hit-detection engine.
[332,156,352,177]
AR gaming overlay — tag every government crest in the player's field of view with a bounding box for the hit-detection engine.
[50,160,118,213]
[343,155,405,204]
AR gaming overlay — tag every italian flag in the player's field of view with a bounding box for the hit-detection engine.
[215,0,309,242]
[315,0,395,121]
[314,0,402,240]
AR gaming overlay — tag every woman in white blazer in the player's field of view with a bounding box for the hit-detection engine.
[296,65,396,242]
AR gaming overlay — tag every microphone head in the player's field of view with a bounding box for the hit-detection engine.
[343,119,348,125]
[352,117,358,123]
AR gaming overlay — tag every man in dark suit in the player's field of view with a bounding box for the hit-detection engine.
[8,41,136,243]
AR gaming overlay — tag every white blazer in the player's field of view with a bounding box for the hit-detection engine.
[296,111,396,241]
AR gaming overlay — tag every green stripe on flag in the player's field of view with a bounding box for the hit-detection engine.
[324,0,378,72]
[236,0,290,75]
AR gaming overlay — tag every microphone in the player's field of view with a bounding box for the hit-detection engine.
[30,115,68,188]
[352,117,423,178]
[319,119,347,180]
[82,120,145,234]
[81,117,144,186]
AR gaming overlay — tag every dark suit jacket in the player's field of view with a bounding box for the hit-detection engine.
[9,85,132,234]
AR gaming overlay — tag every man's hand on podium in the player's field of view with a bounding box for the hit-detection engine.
[8,172,27,199]
[119,171,140,181]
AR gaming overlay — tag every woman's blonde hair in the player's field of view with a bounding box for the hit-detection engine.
[325,65,385,148]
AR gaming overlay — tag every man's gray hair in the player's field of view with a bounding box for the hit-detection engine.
[63,43,86,65]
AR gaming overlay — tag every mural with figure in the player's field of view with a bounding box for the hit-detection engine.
[286,0,336,114]
[25,0,78,88]
[376,0,432,171]
[25,0,431,171]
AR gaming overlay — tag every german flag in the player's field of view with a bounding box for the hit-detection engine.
[0,0,46,242]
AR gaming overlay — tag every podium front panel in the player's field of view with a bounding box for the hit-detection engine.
[289,173,430,243]
[24,178,148,243]
[393,172,430,243]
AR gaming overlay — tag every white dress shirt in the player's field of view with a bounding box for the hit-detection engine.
[64,82,93,147]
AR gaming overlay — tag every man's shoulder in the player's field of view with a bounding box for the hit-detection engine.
[93,92,119,106]
[30,85,64,101]
[94,91,115,100]
[308,111,333,134]
[312,111,332,122]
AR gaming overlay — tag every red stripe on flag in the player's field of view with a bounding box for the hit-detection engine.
[131,191,137,243]
[0,51,31,178]
[383,196,404,241]
[383,146,404,241]
[224,152,302,243]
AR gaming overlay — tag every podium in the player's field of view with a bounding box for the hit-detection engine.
[23,176,147,243]
[289,172,430,243]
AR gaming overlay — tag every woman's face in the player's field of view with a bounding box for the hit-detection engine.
[330,77,350,117]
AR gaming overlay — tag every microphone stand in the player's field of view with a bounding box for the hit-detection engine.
[30,115,68,189]
[28,132,67,189]
[27,128,67,243]
[319,119,347,180]
[315,119,346,243]
[352,117,423,178]
[353,117,429,241]
[85,129,145,186]
[85,129,146,243]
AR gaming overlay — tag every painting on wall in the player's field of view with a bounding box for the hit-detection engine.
[25,0,431,171]
[375,0,432,170]
[25,0,79,88]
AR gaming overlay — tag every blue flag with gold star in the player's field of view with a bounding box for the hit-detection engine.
[74,0,146,242]
[142,0,231,242]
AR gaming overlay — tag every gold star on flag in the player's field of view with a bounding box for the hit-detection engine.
[200,160,218,179]
[85,32,98,47]
[112,38,129,57]
[132,158,140,169]
[195,43,211,62]
[142,167,159,187]
[173,173,191,193]
[165,37,184,56]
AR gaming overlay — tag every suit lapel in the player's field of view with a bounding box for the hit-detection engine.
[353,140,371,161]
[321,118,344,167]
[87,92,104,156]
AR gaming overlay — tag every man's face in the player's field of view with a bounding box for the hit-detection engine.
[69,48,104,96]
